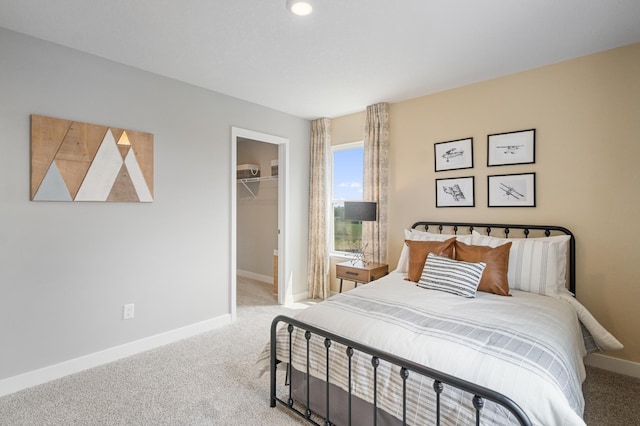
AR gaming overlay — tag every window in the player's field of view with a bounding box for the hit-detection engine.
[330,142,364,255]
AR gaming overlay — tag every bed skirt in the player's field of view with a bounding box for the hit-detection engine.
[289,366,402,426]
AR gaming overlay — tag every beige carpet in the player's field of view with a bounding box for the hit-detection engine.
[0,277,637,425]
[583,363,640,425]
[0,277,310,425]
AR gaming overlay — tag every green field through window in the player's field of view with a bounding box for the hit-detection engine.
[333,204,362,252]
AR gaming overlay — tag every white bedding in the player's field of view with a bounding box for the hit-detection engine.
[259,271,621,425]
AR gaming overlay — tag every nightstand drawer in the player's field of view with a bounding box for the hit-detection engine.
[336,265,369,282]
[336,261,388,282]
[336,261,389,293]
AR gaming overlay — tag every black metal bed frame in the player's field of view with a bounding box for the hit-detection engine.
[269,221,576,425]
[411,221,575,294]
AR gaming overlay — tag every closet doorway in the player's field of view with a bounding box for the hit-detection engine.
[230,127,289,321]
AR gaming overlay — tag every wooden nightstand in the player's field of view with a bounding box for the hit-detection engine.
[336,260,389,293]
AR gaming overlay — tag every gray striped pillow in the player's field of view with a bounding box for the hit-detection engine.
[418,253,486,298]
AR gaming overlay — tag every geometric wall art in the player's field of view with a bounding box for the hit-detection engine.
[30,115,154,202]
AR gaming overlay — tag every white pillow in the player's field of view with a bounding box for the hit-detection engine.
[417,253,486,298]
[471,230,571,296]
[396,229,472,273]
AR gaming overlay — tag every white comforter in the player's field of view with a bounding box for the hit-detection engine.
[260,272,622,425]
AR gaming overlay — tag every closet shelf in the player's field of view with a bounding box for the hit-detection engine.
[237,176,278,198]
[237,176,278,184]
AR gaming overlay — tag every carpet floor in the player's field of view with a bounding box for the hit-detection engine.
[0,277,637,425]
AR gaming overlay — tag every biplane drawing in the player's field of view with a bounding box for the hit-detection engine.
[499,182,524,200]
[443,184,466,202]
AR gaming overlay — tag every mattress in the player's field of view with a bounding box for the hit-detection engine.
[259,271,619,425]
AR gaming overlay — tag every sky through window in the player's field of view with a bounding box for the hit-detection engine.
[333,147,363,201]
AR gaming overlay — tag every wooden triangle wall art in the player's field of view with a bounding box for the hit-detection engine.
[31,115,154,202]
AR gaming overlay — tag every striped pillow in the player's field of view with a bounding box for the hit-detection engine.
[418,253,486,298]
[471,231,571,296]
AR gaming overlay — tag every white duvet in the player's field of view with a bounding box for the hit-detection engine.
[260,272,622,426]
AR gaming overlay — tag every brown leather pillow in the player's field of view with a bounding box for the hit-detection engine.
[454,240,512,296]
[405,237,456,282]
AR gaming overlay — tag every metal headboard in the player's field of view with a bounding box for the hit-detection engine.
[411,221,576,295]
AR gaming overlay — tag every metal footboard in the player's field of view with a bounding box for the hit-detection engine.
[270,314,532,426]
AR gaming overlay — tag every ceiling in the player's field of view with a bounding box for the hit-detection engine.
[1,1,640,119]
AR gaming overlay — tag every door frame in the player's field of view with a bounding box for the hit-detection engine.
[230,127,289,321]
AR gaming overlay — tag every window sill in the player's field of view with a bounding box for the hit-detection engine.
[329,252,356,261]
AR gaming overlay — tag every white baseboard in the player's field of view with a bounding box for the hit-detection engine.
[237,269,272,284]
[585,352,640,379]
[0,314,232,398]
[292,290,310,303]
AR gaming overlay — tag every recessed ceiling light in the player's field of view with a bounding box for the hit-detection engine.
[286,0,313,16]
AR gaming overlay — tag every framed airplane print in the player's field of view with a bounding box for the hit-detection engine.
[487,129,535,166]
[488,172,536,207]
[434,137,473,172]
[436,176,475,207]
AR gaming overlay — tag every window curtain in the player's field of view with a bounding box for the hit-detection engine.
[307,118,331,299]
[363,103,390,265]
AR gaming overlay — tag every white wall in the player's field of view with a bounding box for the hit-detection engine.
[0,27,310,383]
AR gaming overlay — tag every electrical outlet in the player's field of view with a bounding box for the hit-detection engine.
[123,303,135,320]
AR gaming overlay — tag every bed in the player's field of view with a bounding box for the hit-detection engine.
[258,221,622,425]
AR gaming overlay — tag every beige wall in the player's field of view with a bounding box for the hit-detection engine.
[330,43,640,364]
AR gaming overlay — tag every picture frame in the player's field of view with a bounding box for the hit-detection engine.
[434,137,473,172]
[487,129,535,166]
[435,176,475,207]
[488,173,536,207]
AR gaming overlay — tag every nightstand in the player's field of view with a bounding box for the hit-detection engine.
[336,260,389,293]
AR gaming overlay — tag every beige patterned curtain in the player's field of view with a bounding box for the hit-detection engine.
[307,118,331,299]
[363,103,390,265]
